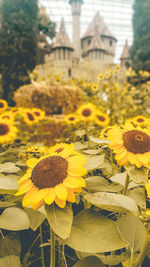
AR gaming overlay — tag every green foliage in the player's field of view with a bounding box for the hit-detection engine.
[38,7,56,39]
[130,0,150,71]
[0,0,38,104]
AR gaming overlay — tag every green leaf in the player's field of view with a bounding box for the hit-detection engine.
[125,164,149,183]
[0,255,20,267]
[74,142,88,150]
[117,214,147,251]
[24,208,46,231]
[65,210,127,253]
[0,163,20,173]
[84,192,139,215]
[0,233,21,257]
[0,207,30,231]
[85,155,105,171]
[73,255,105,267]
[85,176,123,193]
[45,203,73,240]
[0,174,19,194]
[83,149,101,155]
[127,187,146,209]
[89,136,110,145]
[110,172,139,189]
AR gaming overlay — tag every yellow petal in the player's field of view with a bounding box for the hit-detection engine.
[68,167,87,177]
[26,158,39,168]
[64,176,86,188]
[55,197,66,208]
[33,188,50,203]
[22,187,38,207]
[44,188,56,205]
[55,183,68,201]
[32,200,44,211]
[17,169,32,184]
[67,189,75,203]
[68,155,87,168]
[15,179,33,196]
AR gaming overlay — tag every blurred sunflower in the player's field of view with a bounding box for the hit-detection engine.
[108,124,150,168]
[98,73,103,80]
[22,110,37,126]
[77,103,97,122]
[48,143,79,156]
[16,144,87,210]
[0,119,17,144]
[32,108,45,121]
[132,115,148,126]
[0,112,14,121]
[95,112,110,127]
[91,83,98,92]
[0,99,8,112]
[64,114,79,124]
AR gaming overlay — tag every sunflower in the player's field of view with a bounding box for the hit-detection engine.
[15,144,87,210]
[64,114,79,124]
[100,125,116,139]
[77,103,97,122]
[0,119,17,144]
[98,73,103,80]
[48,143,79,155]
[0,112,14,121]
[32,108,45,121]
[95,112,110,127]
[91,83,98,92]
[22,110,38,126]
[108,124,150,168]
[132,115,148,126]
[0,99,8,112]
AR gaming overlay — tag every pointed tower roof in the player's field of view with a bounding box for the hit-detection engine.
[120,40,130,59]
[87,28,105,52]
[52,18,73,50]
[82,12,116,40]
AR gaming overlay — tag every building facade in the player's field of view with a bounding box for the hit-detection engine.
[38,0,117,81]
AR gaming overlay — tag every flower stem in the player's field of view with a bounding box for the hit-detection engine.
[123,173,130,195]
[135,236,150,267]
[50,227,55,267]
[40,225,45,267]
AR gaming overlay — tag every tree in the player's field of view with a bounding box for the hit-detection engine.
[38,7,56,40]
[0,0,38,105]
[130,0,150,72]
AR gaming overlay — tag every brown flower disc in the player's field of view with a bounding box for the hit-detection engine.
[123,130,150,154]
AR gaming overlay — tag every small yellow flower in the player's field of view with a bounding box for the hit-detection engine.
[0,119,17,144]
[77,103,97,122]
[95,112,110,127]
[32,108,45,121]
[0,99,8,112]
[15,143,87,210]
[98,73,104,80]
[91,83,98,92]
[64,114,79,124]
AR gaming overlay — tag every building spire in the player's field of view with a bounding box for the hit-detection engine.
[120,40,130,59]
[52,18,73,49]
[69,0,83,57]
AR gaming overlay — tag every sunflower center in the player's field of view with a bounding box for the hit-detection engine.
[69,117,75,121]
[97,115,106,121]
[31,156,68,189]
[82,109,91,117]
[137,118,144,122]
[34,112,40,117]
[123,130,150,154]
[0,102,4,108]
[27,112,34,121]
[0,123,9,135]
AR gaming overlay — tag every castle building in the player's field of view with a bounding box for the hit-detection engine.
[38,0,117,81]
